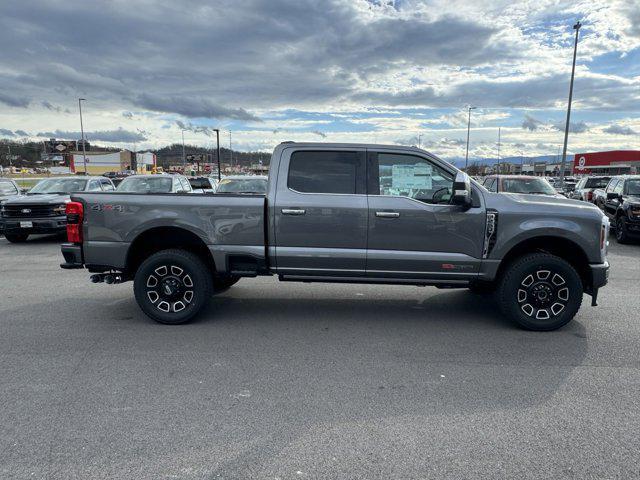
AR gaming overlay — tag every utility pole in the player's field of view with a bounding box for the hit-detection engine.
[417,133,422,148]
[560,21,582,187]
[229,131,233,167]
[214,128,221,181]
[181,129,186,170]
[464,106,476,171]
[78,98,87,174]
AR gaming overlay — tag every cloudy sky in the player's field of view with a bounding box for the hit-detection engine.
[1,0,639,162]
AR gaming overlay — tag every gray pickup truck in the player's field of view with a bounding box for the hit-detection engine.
[60,142,610,331]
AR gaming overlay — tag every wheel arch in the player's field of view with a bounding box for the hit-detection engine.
[125,226,216,277]
[496,236,591,291]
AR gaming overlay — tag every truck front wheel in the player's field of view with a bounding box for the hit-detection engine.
[133,249,213,324]
[497,253,583,331]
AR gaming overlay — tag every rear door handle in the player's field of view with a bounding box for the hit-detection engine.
[281,208,306,215]
[375,211,400,218]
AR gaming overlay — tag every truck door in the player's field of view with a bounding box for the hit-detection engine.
[273,147,368,275]
[365,150,485,279]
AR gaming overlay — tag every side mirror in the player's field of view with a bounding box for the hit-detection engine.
[451,172,472,208]
[606,192,620,200]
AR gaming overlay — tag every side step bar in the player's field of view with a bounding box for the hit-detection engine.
[278,274,469,288]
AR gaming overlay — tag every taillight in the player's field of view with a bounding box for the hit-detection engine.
[66,201,83,244]
[587,191,593,201]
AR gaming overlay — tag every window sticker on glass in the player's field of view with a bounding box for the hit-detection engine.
[391,163,433,191]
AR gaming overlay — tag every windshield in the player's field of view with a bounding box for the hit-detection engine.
[627,179,640,196]
[216,178,267,194]
[117,176,173,193]
[501,177,556,195]
[30,178,88,194]
[585,177,610,188]
[0,180,18,195]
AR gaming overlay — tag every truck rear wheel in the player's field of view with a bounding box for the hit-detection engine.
[497,253,583,331]
[4,233,29,243]
[133,249,213,324]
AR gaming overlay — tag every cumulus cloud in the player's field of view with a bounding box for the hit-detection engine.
[603,124,637,135]
[36,128,147,143]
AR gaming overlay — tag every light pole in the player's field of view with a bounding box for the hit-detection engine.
[560,21,582,188]
[464,106,476,171]
[181,129,186,170]
[496,127,501,174]
[229,131,233,168]
[78,98,87,174]
[213,128,221,181]
[417,133,422,148]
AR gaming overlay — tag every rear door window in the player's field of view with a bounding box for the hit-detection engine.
[288,151,365,194]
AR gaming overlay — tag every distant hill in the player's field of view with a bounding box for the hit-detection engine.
[451,154,566,168]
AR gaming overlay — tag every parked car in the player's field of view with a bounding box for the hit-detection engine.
[601,175,640,243]
[188,176,218,194]
[60,142,609,331]
[215,175,268,194]
[482,175,563,197]
[0,176,115,243]
[571,176,611,202]
[116,174,193,193]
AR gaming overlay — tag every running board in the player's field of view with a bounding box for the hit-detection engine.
[278,274,469,288]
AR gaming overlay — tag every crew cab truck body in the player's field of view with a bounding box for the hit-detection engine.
[61,143,609,331]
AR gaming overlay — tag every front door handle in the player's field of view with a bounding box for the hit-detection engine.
[375,211,400,218]
[281,208,306,215]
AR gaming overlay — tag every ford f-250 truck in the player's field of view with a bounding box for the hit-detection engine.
[60,142,610,331]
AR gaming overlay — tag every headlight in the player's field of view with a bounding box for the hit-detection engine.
[53,204,66,215]
[629,206,640,218]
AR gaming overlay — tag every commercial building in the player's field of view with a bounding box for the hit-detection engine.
[573,150,640,175]
[70,151,134,175]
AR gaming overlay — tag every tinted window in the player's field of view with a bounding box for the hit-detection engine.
[375,153,454,204]
[288,151,362,194]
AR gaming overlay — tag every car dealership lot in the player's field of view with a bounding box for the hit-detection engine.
[0,237,639,479]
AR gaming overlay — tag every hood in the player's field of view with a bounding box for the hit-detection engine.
[484,191,605,219]
[3,193,71,205]
[0,194,21,203]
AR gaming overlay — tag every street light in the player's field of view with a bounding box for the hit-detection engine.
[559,21,582,188]
[78,98,87,174]
[181,129,186,169]
[464,106,476,171]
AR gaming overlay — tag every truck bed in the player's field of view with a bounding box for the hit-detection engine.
[71,192,267,271]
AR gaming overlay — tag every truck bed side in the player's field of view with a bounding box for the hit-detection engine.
[72,192,267,274]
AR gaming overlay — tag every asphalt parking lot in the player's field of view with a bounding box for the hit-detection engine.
[1,236,639,479]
